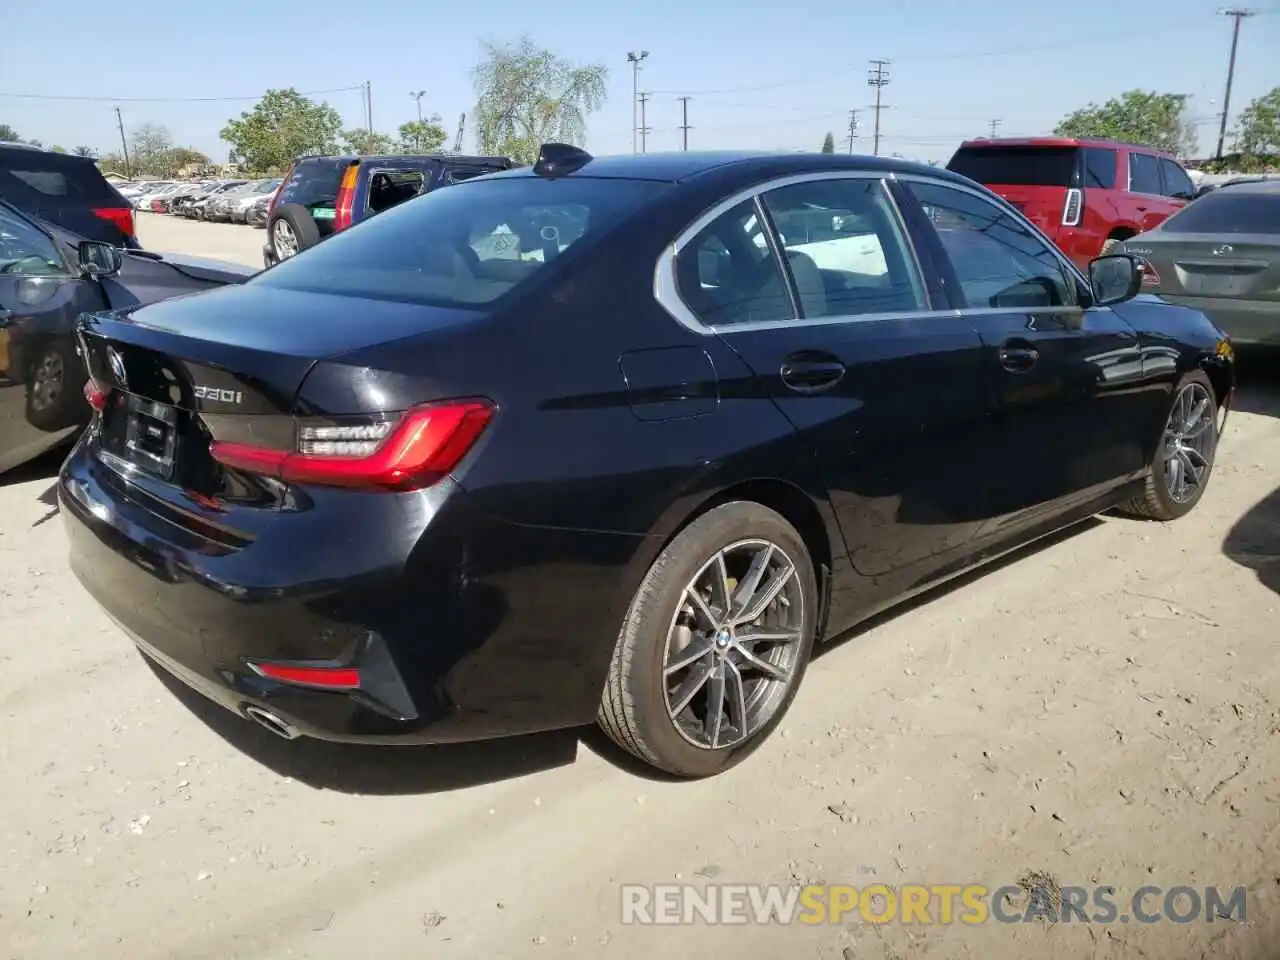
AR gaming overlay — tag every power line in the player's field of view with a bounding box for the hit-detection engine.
[647,17,1218,97]
[0,85,365,103]
[1215,7,1258,158]
[867,60,890,157]
[677,96,691,151]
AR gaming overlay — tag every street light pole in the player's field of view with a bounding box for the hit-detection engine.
[410,90,426,124]
[626,51,649,154]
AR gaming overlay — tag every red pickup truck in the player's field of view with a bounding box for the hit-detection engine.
[946,137,1195,270]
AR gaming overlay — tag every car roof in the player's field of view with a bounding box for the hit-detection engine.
[1217,177,1280,194]
[956,136,1175,157]
[485,150,970,185]
[0,142,99,163]
[296,153,512,166]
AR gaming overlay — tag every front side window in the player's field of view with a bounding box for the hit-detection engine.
[0,206,70,277]
[1129,153,1162,195]
[760,177,925,317]
[674,199,793,327]
[1160,159,1195,199]
[256,175,666,309]
[908,181,1074,310]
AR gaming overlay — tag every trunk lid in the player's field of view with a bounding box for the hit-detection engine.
[76,284,485,536]
[1124,232,1280,301]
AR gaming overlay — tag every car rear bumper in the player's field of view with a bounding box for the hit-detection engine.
[59,437,644,744]
[1159,295,1280,346]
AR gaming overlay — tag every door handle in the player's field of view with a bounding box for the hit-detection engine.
[780,356,846,393]
[998,340,1039,373]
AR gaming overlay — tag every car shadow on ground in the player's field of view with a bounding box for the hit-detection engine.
[1223,484,1280,598]
[1230,347,1280,418]
[0,445,65,527]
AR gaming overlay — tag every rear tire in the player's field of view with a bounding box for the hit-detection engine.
[24,338,87,433]
[1118,371,1218,521]
[599,501,818,778]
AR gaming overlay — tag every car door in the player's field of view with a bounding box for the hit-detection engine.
[668,172,991,580]
[895,176,1148,539]
[0,205,105,474]
[1128,152,1173,233]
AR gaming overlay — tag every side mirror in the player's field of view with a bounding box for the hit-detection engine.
[1088,253,1143,307]
[78,240,123,279]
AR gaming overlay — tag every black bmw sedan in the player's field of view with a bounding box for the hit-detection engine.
[59,145,1235,778]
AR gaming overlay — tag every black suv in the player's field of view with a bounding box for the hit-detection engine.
[0,143,138,248]
[263,152,515,266]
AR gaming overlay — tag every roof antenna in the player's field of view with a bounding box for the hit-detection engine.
[534,143,593,178]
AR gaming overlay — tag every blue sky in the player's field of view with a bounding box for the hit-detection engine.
[2,0,1277,164]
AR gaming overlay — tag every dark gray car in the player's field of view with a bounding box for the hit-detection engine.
[0,200,254,474]
[1121,180,1280,347]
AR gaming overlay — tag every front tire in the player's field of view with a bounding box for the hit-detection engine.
[1119,371,1218,520]
[599,501,818,778]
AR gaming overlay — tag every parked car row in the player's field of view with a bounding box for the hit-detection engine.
[113,177,282,226]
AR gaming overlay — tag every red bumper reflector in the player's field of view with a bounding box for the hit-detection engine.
[84,379,108,412]
[249,662,361,689]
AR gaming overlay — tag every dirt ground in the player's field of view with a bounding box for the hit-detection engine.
[1,217,1279,959]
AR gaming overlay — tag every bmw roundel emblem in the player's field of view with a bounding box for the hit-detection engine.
[106,347,127,386]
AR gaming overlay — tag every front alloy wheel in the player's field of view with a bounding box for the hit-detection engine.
[1119,371,1219,521]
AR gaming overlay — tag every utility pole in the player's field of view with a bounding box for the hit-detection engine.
[678,96,691,150]
[847,109,859,154]
[365,81,373,136]
[988,118,1002,138]
[626,51,649,153]
[1215,7,1257,159]
[410,90,426,124]
[867,59,891,157]
[114,106,131,179]
[638,92,651,153]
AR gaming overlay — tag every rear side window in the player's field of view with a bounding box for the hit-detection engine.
[0,153,122,205]
[254,176,668,308]
[947,146,1080,187]
[1082,148,1117,189]
[1129,153,1162,195]
[276,159,347,208]
[1159,192,1280,234]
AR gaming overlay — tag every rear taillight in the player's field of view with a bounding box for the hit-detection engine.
[333,163,360,231]
[1061,188,1083,227]
[93,206,135,237]
[208,400,494,492]
[83,379,108,412]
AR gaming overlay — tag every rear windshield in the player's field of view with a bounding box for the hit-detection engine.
[948,146,1081,187]
[253,176,668,308]
[1160,191,1280,235]
[276,159,347,208]
[0,152,124,206]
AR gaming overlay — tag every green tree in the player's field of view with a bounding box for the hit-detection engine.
[73,145,96,158]
[97,151,128,176]
[129,123,175,175]
[50,145,66,153]
[398,119,447,154]
[1053,90,1196,157]
[821,132,835,154]
[0,123,20,141]
[221,88,343,173]
[341,129,397,155]
[171,147,210,171]
[472,35,607,164]
[1235,87,1280,159]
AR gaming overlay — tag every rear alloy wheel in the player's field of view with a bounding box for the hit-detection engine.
[272,218,299,259]
[1119,372,1218,520]
[24,339,86,433]
[600,501,817,777]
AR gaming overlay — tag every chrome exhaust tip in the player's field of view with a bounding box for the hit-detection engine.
[243,705,300,740]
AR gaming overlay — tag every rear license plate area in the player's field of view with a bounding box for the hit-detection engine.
[122,396,178,479]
